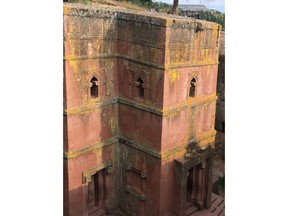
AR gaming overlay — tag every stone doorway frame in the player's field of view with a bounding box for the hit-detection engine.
[82,161,114,215]
[174,147,214,216]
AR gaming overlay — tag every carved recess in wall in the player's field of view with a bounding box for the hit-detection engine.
[125,162,147,202]
[187,72,199,99]
[128,67,152,101]
[86,70,108,100]
[126,163,147,179]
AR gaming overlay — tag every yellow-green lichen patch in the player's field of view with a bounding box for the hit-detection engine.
[169,69,180,83]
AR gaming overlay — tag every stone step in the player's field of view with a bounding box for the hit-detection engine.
[186,193,225,216]
[89,208,106,216]
[185,205,199,216]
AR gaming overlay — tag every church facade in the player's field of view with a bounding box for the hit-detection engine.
[64,3,221,216]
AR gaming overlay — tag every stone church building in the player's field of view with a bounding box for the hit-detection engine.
[64,3,221,216]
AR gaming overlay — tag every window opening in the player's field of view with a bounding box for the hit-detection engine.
[90,77,99,98]
[136,78,144,98]
[189,78,197,97]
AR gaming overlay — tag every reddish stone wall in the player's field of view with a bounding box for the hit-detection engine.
[66,144,119,216]
[64,5,120,216]
[161,108,191,151]
[116,18,167,66]
[64,58,118,108]
[162,65,218,107]
[117,60,165,108]
[119,145,162,216]
[166,21,220,67]
[118,104,162,151]
[65,104,118,151]
[63,3,221,216]
[196,102,216,134]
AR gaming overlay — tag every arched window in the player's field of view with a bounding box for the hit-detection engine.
[90,77,99,98]
[135,77,144,98]
[189,78,197,97]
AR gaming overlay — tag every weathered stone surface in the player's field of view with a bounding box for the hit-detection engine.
[63,3,221,216]
[215,31,225,133]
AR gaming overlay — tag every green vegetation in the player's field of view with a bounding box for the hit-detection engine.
[124,1,225,29]
[126,0,171,12]
[64,0,224,30]
[198,10,225,30]
[150,1,172,13]
[66,0,90,3]
[178,9,225,30]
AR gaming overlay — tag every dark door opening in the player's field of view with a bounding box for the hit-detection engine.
[186,162,207,210]
[88,170,107,215]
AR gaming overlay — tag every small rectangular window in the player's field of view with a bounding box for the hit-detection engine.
[135,78,144,98]
[189,78,197,97]
[90,77,99,98]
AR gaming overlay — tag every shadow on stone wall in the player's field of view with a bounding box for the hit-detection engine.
[214,31,225,161]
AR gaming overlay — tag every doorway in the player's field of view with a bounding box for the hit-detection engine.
[186,162,207,210]
[88,169,107,215]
